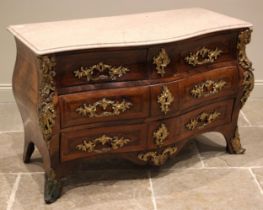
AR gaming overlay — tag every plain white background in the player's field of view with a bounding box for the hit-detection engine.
[0,0,262,101]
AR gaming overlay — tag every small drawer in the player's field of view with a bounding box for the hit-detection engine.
[55,48,148,88]
[179,66,237,109]
[150,81,180,117]
[147,118,179,149]
[59,86,150,128]
[180,99,234,136]
[60,123,147,162]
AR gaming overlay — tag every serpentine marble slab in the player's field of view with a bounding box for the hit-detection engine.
[8,8,252,55]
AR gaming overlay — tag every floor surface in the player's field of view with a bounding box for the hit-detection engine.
[0,99,263,210]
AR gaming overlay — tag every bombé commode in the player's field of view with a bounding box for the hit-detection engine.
[8,8,254,203]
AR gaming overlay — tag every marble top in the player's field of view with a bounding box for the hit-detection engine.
[8,8,252,55]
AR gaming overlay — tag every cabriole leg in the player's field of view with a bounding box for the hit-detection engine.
[23,141,35,163]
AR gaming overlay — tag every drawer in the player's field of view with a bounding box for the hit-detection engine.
[180,99,234,137]
[59,86,150,128]
[150,81,180,117]
[60,123,147,162]
[180,66,237,109]
[55,48,148,88]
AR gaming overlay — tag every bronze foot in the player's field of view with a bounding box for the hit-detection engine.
[23,141,35,163]
[44,171,62,204]
[226,127,246,154]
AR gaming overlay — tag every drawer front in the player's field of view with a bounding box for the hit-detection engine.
[180,67,237,109]
[60,86,149,128]
[180,99,234,137]
[150,81,179,117]
[61,123,147,162]
[55,48,148,88]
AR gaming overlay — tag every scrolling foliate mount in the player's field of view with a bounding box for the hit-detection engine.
[154,123,169,147]
[153,48,171,77]
[74,62,130,82]
[76,98,132,118]
[44,169,62,203]
[190,80,227,98]
[138,146,177,166]
[158,86,174,114]
[185,47,222,67]
[185,111,221,131]
[38,56,56,143]
[228,127,246,154]
[75,134,131,153]
[237,29,254,107]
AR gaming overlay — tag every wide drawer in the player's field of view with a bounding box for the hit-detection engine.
[179,66,237,109]
[55,48,148,88]
[59,86,150,128]
[60,123,147,162]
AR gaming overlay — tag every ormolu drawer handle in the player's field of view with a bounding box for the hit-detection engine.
[185,47,223,67]
[190,80,227,98]
[74,62,130,81]
[158,86,174,114]
[137,146,177,166]
[75,98,132,118]
[153,48,171,77]
[75,134,131,153]
[185,111,221,130]
[154,123,169,146]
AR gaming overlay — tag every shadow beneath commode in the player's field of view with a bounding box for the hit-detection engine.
[61,136,228,193]
[29,132,231,202]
